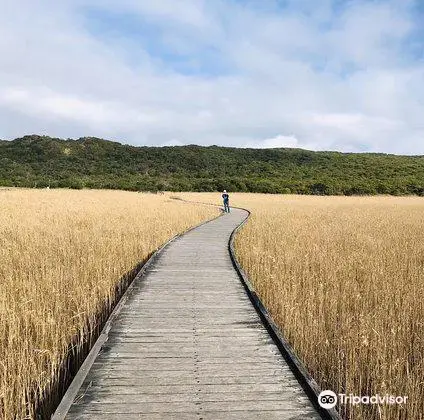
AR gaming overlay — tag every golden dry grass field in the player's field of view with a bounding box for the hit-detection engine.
[2,190,424,420]
[0,189,218,420]
[181,192,424,420]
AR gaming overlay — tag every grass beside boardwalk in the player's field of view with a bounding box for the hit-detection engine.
[181,193,424,420]
[0,189,218,420]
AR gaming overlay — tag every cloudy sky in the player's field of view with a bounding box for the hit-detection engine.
[1,0,424,154]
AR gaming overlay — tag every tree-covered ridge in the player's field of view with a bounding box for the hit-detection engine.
[1,135,424,195]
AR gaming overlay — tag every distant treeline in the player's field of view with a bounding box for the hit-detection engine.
[1,135,424,195]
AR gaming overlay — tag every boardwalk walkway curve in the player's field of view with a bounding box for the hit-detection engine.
[54,207,324,420]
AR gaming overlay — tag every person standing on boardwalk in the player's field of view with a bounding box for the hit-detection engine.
[222,190,230,213]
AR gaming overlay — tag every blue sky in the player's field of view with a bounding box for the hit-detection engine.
[1,0,424,154]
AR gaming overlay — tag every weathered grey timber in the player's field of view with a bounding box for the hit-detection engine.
[59,209,321,420]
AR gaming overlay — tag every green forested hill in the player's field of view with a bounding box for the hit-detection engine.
[1,135,424,195]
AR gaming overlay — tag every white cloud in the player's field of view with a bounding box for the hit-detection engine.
[243,135,301,149]
[0,0,423,154]
[161,138,185,146]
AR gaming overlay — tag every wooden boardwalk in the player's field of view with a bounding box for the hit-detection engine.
[58,208,321,420]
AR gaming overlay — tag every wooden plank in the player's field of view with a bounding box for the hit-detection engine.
[74,383,293,395]
[68,399,317,413]
[81,369,292,380]
[75,376,301,386]
[73,391,304,404]
[91,360,287,369]
[106,335,274,342]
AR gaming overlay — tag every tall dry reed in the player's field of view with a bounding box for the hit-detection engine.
[0,189,217,419]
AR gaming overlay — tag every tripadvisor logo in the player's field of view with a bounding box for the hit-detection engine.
[318,390,337,409]
[318,390,408,409]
